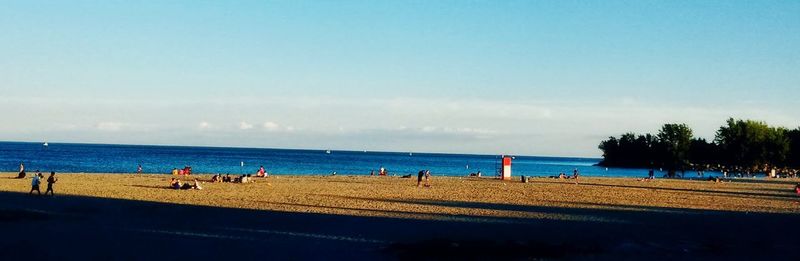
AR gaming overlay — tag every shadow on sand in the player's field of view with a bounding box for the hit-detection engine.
[1,191,798,260]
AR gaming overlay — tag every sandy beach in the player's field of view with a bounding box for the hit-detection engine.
[1,173,799,218]
[1,173,799,260]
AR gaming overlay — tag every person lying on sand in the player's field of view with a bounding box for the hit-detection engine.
[192,179,202,190]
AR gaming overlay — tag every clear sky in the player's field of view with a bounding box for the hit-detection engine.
[1,0,798,157]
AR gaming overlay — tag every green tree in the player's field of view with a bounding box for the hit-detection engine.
[788,128,800,167]
[714,118,789,169]
[657,123,693,171]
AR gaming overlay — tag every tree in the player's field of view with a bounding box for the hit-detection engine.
[656,123,693,172]
[714,118,789,169]
[788,128,800,167]
[689,138,718,166]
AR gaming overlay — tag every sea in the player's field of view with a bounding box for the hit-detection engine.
[0,141,658,178]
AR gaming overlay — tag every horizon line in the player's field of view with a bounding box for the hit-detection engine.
[0,140,601,160]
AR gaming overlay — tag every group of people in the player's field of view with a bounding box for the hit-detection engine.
[170,178,202,190]
[19,163,58,196]
[550,168,581,180]
[417,170,431,187]
[29,171,58,196]
[370,166,389,176]
[210,173,255,183]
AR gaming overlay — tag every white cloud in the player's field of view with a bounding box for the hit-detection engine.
[96,122,123,131]
[262,121,280,131]
[239,121,254,130]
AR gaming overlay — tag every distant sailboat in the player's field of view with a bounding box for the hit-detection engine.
[43,141,49,147]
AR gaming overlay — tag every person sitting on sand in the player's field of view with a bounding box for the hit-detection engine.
[257,166,266,177]
[192,179,203,190]
[572,168,580,179]
[170,178,181,189]
[45,172,58,196]
[417,170,425,187]
[223,174,231,183]
[211,174,220,183]
[558,172,566,179]
[17,162,26,179]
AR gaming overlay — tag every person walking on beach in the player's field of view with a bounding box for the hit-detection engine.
[417,170,425,187]
[29,172,42,195]
[45,172,58,196]
[17,162,26,178]
[137,164,142,174]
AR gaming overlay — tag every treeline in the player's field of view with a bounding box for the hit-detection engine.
[598,118,800,173]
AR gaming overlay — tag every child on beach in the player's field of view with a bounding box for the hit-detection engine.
[45,172,58,196]
[30,173,41,195]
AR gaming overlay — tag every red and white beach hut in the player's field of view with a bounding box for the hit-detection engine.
[500,156,512,180]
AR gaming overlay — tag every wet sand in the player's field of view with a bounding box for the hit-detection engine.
[1,173,799,260]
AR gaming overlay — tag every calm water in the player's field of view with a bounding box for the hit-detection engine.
[0,142,659,177]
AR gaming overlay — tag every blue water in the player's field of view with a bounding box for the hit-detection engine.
[0,142,658,177]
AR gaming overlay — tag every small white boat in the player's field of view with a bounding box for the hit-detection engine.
[43,142,49,147]
[326,150,331,154]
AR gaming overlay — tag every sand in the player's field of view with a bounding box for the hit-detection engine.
[2,173,800,259]
[2,173,798,221]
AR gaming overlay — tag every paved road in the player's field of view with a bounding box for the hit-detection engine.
[1,191,798,260]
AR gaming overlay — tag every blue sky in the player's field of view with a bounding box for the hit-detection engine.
[1,0,798,157]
